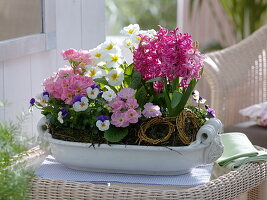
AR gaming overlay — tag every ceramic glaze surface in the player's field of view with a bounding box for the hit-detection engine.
[37,117,224,175]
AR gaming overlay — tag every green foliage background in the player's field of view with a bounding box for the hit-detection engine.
[0,113,32,200]
[106,0,177,35]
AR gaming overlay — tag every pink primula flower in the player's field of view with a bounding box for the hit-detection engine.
[56,66,75,79]
[142,103,162,118]
[125,98,139,109]
[43,73,94,104]
[111,112,129,127]
[125,109,139,123]
[109,97,125,112]
[61,48,78,60]
[117,88,135,99]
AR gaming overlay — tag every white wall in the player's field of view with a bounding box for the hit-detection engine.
[0,0,105,144]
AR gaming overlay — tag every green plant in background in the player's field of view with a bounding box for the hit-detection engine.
[106,0,177,35]
[190,0,267,44]
[0,107,32,200]
[219,0,267,41]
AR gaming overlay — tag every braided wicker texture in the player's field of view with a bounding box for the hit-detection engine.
[197,25,267,127]
[27,147,267,200]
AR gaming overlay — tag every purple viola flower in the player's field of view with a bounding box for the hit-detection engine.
[60,108,68,117]
[30,98,35,106]
[91,84,101,90]
[97,115,109,122]
[98,92,103,97]
[73,95,82,103]
[43,91,50,97]
[205,105,216,118]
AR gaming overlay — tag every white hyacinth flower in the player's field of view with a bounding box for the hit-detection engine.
[120,24,140,37]
[86,66,106,79]
[57,111,64,124]
[102,90,116,102]
[73,97,89,112]
[106,68,124,86]
[105,53,123,69]
[96,120,110,131]
[87,87,100,99]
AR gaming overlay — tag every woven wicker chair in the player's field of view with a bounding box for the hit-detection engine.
[197,24,267,127]
[26,146,267,200]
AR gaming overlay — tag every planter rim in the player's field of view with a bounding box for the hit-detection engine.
[44,132,205,151]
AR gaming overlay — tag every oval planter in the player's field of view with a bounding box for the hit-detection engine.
[37,117,224,175]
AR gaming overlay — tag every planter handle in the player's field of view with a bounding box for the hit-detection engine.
[37,117,51,154]
[195,118,224,164]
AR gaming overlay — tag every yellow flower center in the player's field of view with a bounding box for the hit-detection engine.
[89,69,96,77]
[91,91,95,95]
[111,73,119,81]
[101,123,106,127]
[95,52,102,58]
[41,99,46,103]
[111,55,119,63]
[81,102,86,107]
[106,44,114,50]
[76,88,82,93]
[149,109,155,113]
[126,41,132,46]
[128,29,134,34]
[129,113,134,117]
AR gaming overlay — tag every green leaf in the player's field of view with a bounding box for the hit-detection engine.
[104,125,128,142]
[135,86,147,107]
[129,71,141,89]
[171,78,197,116]
[146,77,164,83]
[124,63,134,75]
[94,77,108,85]
[171,90,182,108]
[94,78,118,92]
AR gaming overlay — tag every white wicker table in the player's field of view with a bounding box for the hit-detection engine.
[26,146,267,200]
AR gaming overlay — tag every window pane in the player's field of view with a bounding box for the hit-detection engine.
[0,0,42,41]
[106,0,177,35]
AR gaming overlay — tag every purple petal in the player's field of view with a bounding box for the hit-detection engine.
[60,108,68,117]
[43,91,50,97]
[97,115,109,122]
[73,95,82,103]
[30,98,35,106]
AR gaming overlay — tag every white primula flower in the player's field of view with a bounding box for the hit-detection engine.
[101,41,121,54]
[120,24,140,36]
[105,53,123,68]
[90,46,105,64]
[106,68,124,86]
[102,90,116,102]
[73,97,89,112]
[139,29,156,38]
[123,38,135,49]
[129,33,142,44]
[57,111,64,124]
[86,66,106,79]
[87,87,100,99]
[96,120,110,131]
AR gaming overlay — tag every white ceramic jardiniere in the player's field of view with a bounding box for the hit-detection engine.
[37,117,224,175]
